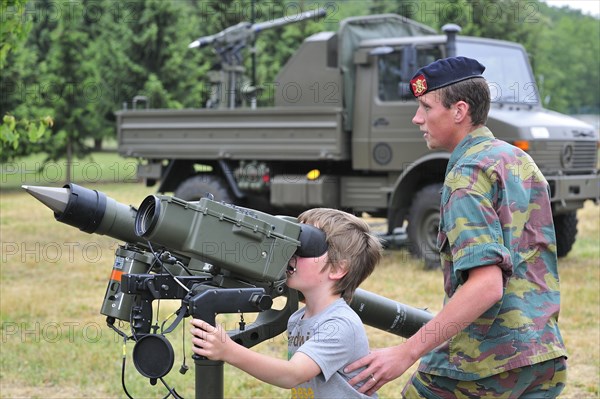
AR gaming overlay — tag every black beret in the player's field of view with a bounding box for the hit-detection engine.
[410,56,486,97]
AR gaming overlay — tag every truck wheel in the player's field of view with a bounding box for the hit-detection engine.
[174,175,233,203]
[553,211,578,258]
[407,184,442,269]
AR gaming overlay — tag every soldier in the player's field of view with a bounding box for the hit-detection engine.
[191,208,383,398]
[345,56,568,398]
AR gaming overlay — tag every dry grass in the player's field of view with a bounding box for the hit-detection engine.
[1,182,598,398]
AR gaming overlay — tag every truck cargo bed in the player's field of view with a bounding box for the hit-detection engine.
[116,107,347,160]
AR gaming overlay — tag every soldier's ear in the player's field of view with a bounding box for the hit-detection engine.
[453,101,469,123]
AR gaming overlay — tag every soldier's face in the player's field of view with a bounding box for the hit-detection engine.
[412,91,458,151]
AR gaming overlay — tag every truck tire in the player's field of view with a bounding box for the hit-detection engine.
[553,211,578,258]
[407,183,442,269]
[174,175,233,203]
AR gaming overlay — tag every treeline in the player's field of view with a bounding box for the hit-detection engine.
[1,0,598,162]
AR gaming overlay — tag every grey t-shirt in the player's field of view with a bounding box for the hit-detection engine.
[287,298,377,398]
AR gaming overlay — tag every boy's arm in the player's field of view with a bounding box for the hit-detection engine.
[190,318,321,389]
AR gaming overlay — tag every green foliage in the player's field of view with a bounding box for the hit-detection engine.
[0,0,30,68]
[534,3,600,113]
[0,0,213,163]
[0,0,598,164]
[0,114,53,162]
[0,0,53,161]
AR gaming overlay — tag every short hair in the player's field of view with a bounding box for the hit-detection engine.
[297,208,382,302]
[438,77,490,126]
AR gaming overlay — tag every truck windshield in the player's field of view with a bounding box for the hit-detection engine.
[457,40,539,105]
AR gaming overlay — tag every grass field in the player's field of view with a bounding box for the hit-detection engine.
[1,157,598,398]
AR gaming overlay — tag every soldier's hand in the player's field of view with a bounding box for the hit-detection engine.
[345,345,416,395]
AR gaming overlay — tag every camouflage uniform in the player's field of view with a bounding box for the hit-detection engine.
[406,127,567,397]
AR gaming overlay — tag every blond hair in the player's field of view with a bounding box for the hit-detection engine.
[297,208,382,302]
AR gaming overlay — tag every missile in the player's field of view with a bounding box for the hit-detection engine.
[23,184,433,338]
[350,289,432,338]
[22,183,142,245]
[22,185,70,213]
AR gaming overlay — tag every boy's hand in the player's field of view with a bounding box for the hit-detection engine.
[190,318,231,361]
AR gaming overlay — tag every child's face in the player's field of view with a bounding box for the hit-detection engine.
[285,253,329,293]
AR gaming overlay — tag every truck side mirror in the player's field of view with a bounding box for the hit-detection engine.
[401,46,417,80]
[398,82,413,100]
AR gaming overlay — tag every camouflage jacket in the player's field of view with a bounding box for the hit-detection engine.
[418,127,567,380]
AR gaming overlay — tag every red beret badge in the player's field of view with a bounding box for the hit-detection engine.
[410,74,428,97]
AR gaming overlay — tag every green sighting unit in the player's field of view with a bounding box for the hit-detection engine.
[135,194,303,282]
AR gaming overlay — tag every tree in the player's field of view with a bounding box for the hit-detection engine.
[534,3,599,114]
[1,0,210,165]
[1,0,30,67]
[0,0,53,162]
[3,0,596,166]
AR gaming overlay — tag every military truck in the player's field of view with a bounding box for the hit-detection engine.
[116,14,599,267]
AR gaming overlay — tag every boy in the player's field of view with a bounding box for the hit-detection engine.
[191,208,382,398]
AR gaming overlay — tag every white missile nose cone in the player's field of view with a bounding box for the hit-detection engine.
[21,185,70,214]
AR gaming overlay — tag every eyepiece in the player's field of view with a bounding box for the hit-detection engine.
[135,195,161,237]
[296,224,328,258]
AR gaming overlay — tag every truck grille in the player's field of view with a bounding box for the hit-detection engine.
[528,140,598,175]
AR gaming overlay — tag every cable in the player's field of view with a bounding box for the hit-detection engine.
[180,319,189,375]
[160,311,177,334]
[120,335,135,399]
[147,241,191,293]
[175,259,194,276]
[159,377,184,399]
[119,242,192,398]
[107,317,130,341]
